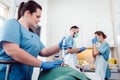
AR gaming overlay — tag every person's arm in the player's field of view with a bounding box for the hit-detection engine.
[92,37,100,57]
[66,47,86,53]
[92,44,100,57]
[66,48,80,53]
[40,36,70,57]
[40,44,61,57]
[39,36,86,56]
[3,42,42,67]
[3,42,63,70]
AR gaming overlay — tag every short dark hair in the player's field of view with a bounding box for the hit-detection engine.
[17,0,42,20]
[94,31,107,39]
[70,25,79,30]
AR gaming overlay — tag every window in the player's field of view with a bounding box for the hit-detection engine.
[0,2,9,26]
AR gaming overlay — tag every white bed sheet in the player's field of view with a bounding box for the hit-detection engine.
[84,72,102,80]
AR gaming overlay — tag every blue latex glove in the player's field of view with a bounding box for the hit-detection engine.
[59,37,69,50]
[79,47,86,53]
[59,37,65,49]
[41,60,63,70]
[92,37,97,44]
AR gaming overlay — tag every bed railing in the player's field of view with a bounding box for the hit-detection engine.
[0,60,19,80]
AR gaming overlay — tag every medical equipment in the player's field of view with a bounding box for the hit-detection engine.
[59,37,69,50]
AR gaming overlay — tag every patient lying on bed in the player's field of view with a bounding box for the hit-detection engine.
[38,66,90,80]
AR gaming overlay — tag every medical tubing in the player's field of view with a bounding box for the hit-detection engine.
[61,37,66,58]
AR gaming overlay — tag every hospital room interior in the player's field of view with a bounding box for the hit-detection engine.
[0,0,120,80]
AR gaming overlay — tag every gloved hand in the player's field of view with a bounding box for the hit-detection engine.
[59,37,64,49]
[92,37,97,44]
[41,60,63,70]
[59,37,69,50]
[79,47,86,53]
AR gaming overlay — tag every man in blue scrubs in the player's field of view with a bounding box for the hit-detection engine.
[62,26,86,70]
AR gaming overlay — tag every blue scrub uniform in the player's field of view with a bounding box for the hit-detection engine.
[95,41,110,80]
[0,19,45,80]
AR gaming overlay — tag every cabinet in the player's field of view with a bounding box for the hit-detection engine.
[50,25,66,46]
[108,71,120,80]
[49,23,115,48]
[80,24,97,47]
[76,22,115,48]
[47,0,114,48]
[84,70,120,80]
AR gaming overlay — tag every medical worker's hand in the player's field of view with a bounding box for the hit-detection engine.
[79,47,86,53]
[41,60,63,70]
[92,37,97,45]
[59,37,68,50]
[59,37,64,49]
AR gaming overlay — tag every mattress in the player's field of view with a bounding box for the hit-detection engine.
[38,66,90,80]
[84,72,102,80]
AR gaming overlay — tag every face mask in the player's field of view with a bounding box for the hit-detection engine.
[96,37,100,42]
[74,33,79,38]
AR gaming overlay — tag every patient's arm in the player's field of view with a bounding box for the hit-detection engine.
[60,62,69,66]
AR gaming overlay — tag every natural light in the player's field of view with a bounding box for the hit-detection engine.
[0,6,4,16]
[0,2,9,27]
[0,3,7,17]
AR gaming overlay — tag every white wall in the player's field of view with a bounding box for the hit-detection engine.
[47,0,113,47]
[48,0,111,25]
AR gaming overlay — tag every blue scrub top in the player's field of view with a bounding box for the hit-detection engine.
[62,35,74,56]
[0,19,45,80]
[63,35,74,49]
[98,41,110,61]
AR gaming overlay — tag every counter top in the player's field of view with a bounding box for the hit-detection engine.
[84,69,120,73]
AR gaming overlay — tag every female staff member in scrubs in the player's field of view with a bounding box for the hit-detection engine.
[0,0,64,80]
[92,31,111,80]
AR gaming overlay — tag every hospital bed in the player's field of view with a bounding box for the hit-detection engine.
[0,60,102,80]
[38,66,102,80]
[38,66,90,80]
[84,72,102,80]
